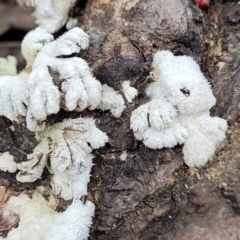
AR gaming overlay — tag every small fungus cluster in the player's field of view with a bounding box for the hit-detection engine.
[130,50,227,167]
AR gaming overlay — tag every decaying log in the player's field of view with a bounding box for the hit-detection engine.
[0,0,240,239]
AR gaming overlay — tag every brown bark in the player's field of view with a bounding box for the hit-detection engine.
[1,0,240,239]
[81,1,240,239]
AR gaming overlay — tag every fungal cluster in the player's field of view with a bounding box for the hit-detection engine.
[0,152,17,173]
[0,24,137,238]
[17,118,108,200]
[130,50,227,167]
[0,19,137,238]
[0,1,227,239]
[0,26,136,131]
[3,188,95,240]
[15,0,78,33]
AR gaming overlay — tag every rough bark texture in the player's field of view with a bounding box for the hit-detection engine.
[0,0,240,239]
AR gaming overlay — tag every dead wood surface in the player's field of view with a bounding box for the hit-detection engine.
[0,0,240,239]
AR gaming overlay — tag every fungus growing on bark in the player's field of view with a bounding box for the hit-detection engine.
[0,27,136,130]
[0,75,28,122]
[24,27,100,131]
[17,117,108,200]
[0,54,29,122]
[16,0,78,33]
[0,27,53,123]
[98,81,137,118]
[0,152,17,173]
[3,188,95,240]
[21,27,133,131]
[131,50,227,167]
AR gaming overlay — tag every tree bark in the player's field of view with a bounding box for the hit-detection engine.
[1,0,240,239]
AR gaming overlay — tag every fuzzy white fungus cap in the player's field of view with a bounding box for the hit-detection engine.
[21,27,53,67]
[5,188,94,240]
[43,200,95,240]
[0,29,52,122]
[98,84,125,118]
[122,80,138,103]
[149,50,216,114]
[98,81,137,118]
[5,189,57,240]
[16,0,77,33]
[179,113,228,167]
[22,27,101,131]
[131,98,177,133]
[131,50,227,167]
[141,120,188,149]
[17,117,108,200]
[50,162,92,201]
[0,75,28,121]
[0,152,17,173]
[17,140,50,182]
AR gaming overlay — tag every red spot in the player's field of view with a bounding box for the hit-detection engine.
[194,0,210,8]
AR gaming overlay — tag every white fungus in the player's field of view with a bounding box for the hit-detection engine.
[4,188,95,240]
[16,0,78,33]
[17,117,108,200]
[130,50,227,167]
[21,27,101,131]
[0,75,28,122]
[98,81,137,118]
[0,152,17,173]
[0,27,135,130]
